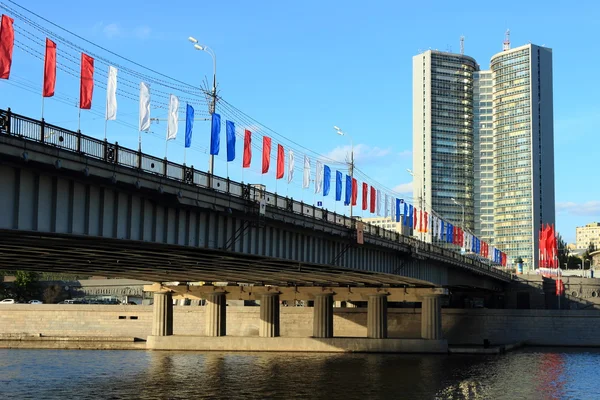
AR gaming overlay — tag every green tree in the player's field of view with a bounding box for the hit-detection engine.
[582,243,597,269]
[42,284,69,304]
[556,232,569,268]
[13,271,40,302]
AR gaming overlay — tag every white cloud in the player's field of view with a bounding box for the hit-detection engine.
[324,144,392,164]
[103,23,121,39]
[556,201,600,216]
[134,26,152,40]
[393,182,413,194]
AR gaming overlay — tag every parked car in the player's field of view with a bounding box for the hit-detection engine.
[28,300,43,304]
[0,299,16,304]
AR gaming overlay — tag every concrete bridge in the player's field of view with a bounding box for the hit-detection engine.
[0,108,512,350]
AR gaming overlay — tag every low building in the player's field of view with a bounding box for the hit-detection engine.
[576,222,600,250]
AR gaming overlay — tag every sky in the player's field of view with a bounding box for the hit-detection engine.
[0,0,598,244]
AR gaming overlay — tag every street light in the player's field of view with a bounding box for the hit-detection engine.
[451,197,465,229]
[188,36,217,176]
[333,126,354,218]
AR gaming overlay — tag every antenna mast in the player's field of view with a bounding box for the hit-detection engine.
[503,29,511,51]
[460,36,465,55]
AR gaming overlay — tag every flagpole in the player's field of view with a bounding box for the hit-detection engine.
[165,139,168,160]
[78,106,81,132]
[41,96,45,121]
[104,119,108,141]
[184,148,187,166]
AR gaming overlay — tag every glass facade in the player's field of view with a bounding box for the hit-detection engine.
[490,47,534,266]
[427,52,477,231]
[473,71,494,243]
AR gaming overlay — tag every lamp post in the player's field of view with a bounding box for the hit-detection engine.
[407,168,424,241]
[188,36,217,176]
[451,197,465,229]
[334,126,354,219]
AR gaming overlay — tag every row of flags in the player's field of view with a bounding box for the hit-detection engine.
[0,13,510,268]
[540,224,558,269]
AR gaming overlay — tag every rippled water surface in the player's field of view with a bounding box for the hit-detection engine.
[1,348,599,399]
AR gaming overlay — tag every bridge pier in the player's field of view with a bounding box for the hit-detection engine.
[205,292,227,337]
[421,295,442,340]
[367,294,388,339]
[259,293,280,337]
[312,293,334,338]
[152,291,173,336]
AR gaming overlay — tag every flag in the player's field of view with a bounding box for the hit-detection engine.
[43,38,57,98]
[185,104,194,148]
[167,94,179,141]
[303,155,310,188]
[276,144,284,179]
[362,183,368,210]
[139,82,151,132]
[323,165,331,196]
[243,130,252,168]
[262,136,271,174]
[0,15,14,79]
[396,199,401,223]
[439,219,444,241]
[369,186,376,213]
[376,190,382,216]
[424,211,429,233]
[384,194,389,218]
[79,53,94,109]
[288,150,294,182]
[315,161,323,193]
[413,208,418,231]
[226,120,236,162]
[210,113,220,155]
[403,202,408,225]
[345,175,351,206]
[408,205,413,228]
[391,197,396,222]
[335,171,342,201]
[351,178,357,206]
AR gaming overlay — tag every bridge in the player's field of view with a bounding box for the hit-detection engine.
[0,109,512,349]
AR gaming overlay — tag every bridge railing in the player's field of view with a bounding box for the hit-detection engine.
[0,108,511,281]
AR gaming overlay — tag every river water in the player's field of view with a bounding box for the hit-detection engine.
[1,348,598,399]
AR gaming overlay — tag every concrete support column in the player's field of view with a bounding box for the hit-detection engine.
[367,294,388,339]
[259,293,280,337]
[312,293,334,338]
[421,295,442,340]
[152,291,173,336]
[205,292,227,337]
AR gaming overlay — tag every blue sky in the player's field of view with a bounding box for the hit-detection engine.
[0,0,598,244]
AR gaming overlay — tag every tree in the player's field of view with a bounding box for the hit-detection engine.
[42,284,69,304]
[556,232,569,268]
[13,271,40,302]
[582,243,597,269]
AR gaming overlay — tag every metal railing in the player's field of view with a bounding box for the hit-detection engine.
[0,108,512,281]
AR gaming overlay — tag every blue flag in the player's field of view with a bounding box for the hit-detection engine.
[345,174,352,206]
[210,113,220,155]
[226,120,235,162]
[185,104,194,148]
[447,223,453,243]
[323,165,331,196]
[395,199,401,223]
[409,205,413,228]
[403,203,408,226]
[440,220,445,241]
[335,171,342,201]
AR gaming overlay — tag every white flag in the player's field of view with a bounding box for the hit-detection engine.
[438,218,443,240]
[391,198,396,222]
[167,94,179,141]
[303,155,310,189]
[315,161,323,194]
[376,189,382,216]
[384,194,389,218]
[139,82,151,132]
[105,66,117,121]
[288,150,295,183]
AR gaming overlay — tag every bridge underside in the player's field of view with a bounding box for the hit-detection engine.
[0,230,435,287]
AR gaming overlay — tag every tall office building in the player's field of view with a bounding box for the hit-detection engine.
[412,51,478,237]
[490,44,555,270]
[413,42,555,270]
[473,71,494,244]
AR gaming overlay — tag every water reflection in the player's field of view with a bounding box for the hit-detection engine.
[1,348,600,399]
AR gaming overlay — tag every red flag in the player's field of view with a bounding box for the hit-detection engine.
[276,144,284,179]
[413,207,417,228]
[362,183,368,210]
[351,178,357,206]
[419,210,423,233]
[243,129,252,168]
[370,186,376,213]
[262,136,271,174]
[79,53,94,109]
[43,38,56,97]
[556,279,564,296]
[0,15,14,79]
[424,212,428,233]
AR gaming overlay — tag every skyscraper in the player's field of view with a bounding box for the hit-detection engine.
[413,42,555,270]
[490,44,555,270]
[412,51,478,238]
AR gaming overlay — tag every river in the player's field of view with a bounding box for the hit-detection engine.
[1,348,598,399]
